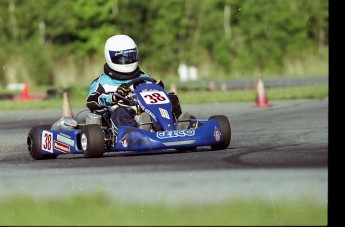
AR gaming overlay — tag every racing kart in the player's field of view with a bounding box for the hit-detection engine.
[27,77,231,160]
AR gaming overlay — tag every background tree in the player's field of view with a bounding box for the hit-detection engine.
[0,0,328,86]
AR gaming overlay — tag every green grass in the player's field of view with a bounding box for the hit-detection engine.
[0,193,327,226]
[178,83,328,104]
[0,84,328,110]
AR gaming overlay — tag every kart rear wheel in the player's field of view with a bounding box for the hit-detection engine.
[80,124,105,158]
[209,115,231,150]
[27,125,58,160]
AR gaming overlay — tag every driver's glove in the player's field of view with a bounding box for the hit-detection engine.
[111,83,129,104]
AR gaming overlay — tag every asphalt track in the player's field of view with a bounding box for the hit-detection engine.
[0,98,328,206]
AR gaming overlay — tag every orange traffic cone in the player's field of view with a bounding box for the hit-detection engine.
[21,83,30,100]
[62,92,73,117]
[254,76,271,108]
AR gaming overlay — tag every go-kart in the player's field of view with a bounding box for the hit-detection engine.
[27,77,231,160]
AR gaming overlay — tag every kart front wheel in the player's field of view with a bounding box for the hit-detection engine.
[209,115,231,150]
[27,125,58,160]
[80,124,105,158]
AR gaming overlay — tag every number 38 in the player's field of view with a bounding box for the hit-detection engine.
[144,92,167,104]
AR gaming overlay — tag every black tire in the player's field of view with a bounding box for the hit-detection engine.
[27,125,58,160]
[209,115,231,150]
[80,124,105,158]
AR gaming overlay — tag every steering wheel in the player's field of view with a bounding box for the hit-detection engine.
[112,77,158,106]
[125,76,157,88]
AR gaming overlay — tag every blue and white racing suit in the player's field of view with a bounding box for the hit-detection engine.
[86,66,151,132]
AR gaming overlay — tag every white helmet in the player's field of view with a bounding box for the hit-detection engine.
[104,35,139,73]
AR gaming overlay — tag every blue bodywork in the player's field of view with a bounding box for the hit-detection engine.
[114,119,223,151]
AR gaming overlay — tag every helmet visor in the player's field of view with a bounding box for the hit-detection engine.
[109,48,138,65]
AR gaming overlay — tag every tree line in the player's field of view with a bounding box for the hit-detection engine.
[0,0,328,86]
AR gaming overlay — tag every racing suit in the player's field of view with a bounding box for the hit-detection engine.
[86,63,182,133]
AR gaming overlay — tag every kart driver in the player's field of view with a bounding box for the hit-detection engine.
[86,34,189,132]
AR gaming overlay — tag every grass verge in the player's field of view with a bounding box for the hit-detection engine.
[0,84,328,110]
[0,193,327,226]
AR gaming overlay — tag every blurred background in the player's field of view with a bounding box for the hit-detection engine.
[0,0,328,89]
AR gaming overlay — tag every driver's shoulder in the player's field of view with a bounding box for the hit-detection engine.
[98,73,122,85]
[138,70,152,78]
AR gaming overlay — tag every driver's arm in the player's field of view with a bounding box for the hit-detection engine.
[86,80,114,110]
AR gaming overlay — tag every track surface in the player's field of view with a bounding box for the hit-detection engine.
[0,99,328,205]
